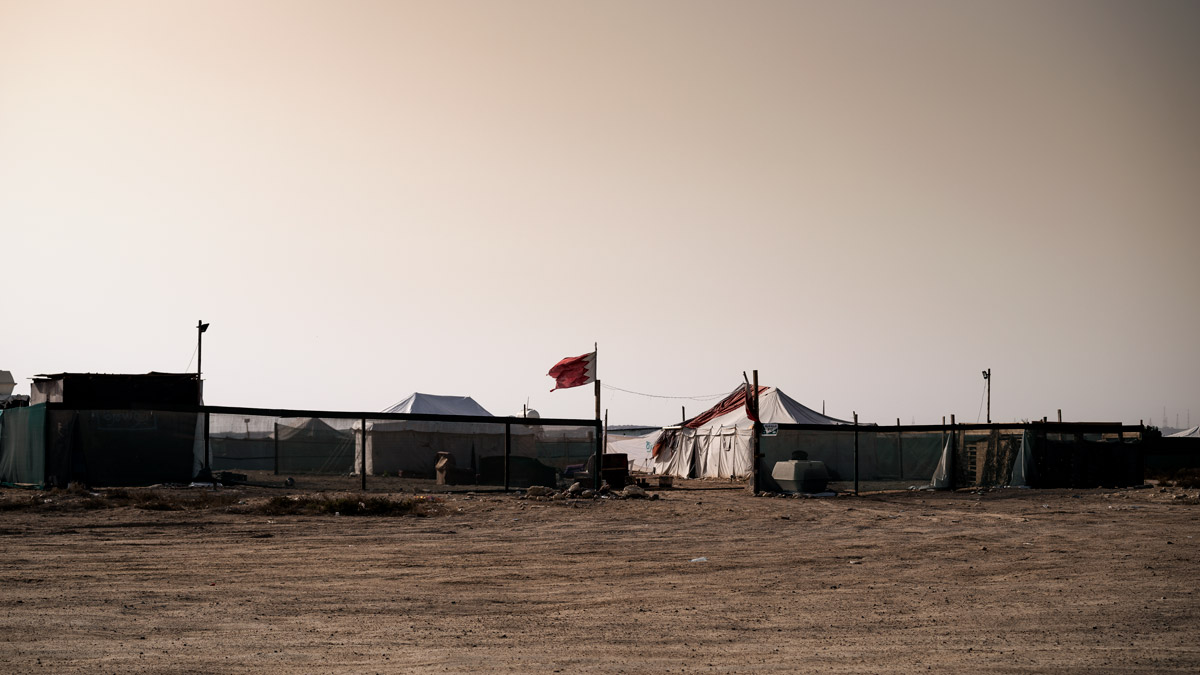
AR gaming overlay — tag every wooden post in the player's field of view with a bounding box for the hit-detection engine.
[853,412,859,495]
[273,422,279,475]
[360,417,367,491]
[897,418,903,480]
[1057,409,1062,423]
[750,370,761,494]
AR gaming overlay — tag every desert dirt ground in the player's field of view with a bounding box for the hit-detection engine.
[0,480,1198,674]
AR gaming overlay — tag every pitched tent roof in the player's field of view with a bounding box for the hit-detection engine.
[382,393,492,416]
[360,393,503,477]
[681,385,853,431]
[276,417,352,439]
[1168,426,1200,438]
[652,385,853,479]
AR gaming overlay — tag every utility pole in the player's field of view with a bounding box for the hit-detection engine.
[197,320,210,380]
[196,320,211,482]
[982,368,991,424]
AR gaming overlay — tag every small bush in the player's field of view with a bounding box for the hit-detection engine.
[261,494,431,516]
[39,488,240,512]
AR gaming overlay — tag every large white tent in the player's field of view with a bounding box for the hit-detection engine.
[1168,426,1200,438]
[356,393,503,476]
[652,386,852,479]
[355,393,585,482]
[381,393,493,416]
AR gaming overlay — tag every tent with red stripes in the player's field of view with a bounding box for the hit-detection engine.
[651,386,851,479]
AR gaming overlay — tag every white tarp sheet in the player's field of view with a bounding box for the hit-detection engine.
[1008,431,1032,487]
[606,429,662,473]
[929,433,954,489]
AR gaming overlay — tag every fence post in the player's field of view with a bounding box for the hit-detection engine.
[897,418,904,480]
[594,380,602,492]
[751,370,761,494]
[203,410,211,479]
[41,404,52,489]
[949,414,957,490]
[360,417,367,491]
[853,412,859,495]
[273,422,279,475]
[504,422,511,492]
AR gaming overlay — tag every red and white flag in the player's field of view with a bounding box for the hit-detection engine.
[547,351,596,391]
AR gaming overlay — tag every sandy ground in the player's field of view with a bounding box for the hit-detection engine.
[0,481,1198,674]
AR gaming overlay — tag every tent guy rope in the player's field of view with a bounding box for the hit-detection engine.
[601,383,729,401]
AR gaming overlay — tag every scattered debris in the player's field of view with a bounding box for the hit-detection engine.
[621,484,649,499]
[519,483,661,502]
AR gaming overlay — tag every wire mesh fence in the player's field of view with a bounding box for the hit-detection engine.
[0,403,1147,492]
[758,423,1144,492]
[0,403,600,491]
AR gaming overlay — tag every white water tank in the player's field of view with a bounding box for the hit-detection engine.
[771,460,829,493]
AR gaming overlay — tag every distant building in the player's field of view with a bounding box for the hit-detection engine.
[31,372,202,408]
[0,369,27,408]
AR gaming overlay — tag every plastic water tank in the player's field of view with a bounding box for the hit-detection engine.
[770,460,829,493]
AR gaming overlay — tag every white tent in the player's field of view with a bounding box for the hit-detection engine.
[1168,426,1200,438]
[382,392,493,416]
[652,386,852,479]
[357,393,504,476]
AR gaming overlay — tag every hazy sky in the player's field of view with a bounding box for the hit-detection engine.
[2,0,1197,427]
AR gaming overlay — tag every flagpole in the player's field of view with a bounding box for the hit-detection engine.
[594,342,602,491]
[594,342,600,422]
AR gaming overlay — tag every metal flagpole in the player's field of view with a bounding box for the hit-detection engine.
[593,342,602,491]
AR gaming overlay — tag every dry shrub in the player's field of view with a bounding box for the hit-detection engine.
[260,494,433,517]
[1147,469,1200,489]
[0,488,241,512]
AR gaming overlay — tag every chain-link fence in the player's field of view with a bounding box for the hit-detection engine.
[0,403,600,491]
[1,404,1146,492]
[758,423,1144,492]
